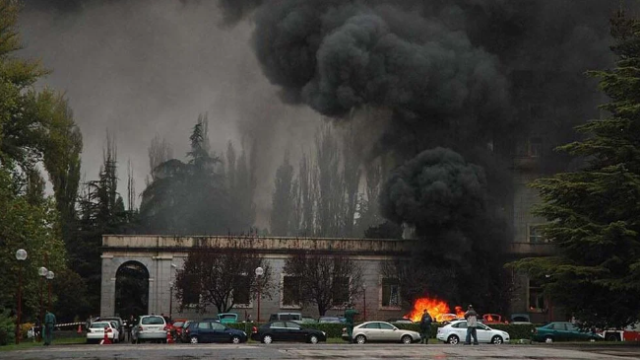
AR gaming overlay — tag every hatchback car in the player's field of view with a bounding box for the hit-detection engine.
[531,322,601,343]
[186,320,247,344]
[344,321,421,344]
[251,321,326,344]
[86,321,119,343]
[437,320,510,344]
[132,315,167,343]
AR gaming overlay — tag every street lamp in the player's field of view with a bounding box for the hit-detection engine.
[363,285,367,322]
[255,267,264,323]
[46,270,54,311]
[15,249,27,344]
[38,266,47,341]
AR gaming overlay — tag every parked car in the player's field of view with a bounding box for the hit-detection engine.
[436,313,459,324]
[132,315,167,343]
[268,312,302,322]
[87,321,119,344]
[95,316,124,341]
[251,321,326,344]
[531,322,601,343]
[344,321,421,344]
[386,318,414,324]
[300,316,317,324]
[510,313,532,325]
[482,314,506,324]
[318,316,342,324]
[171,320,187,340]
[601,322,640,342]
[180,320,193,343]
[185,320,247,344]
[217,313,238,324]
[437,320,510,345]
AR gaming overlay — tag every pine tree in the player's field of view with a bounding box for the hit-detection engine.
[513,11,640,328]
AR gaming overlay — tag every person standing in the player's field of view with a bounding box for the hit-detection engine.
[419,309,433,344]
[43,311,56,346]
[344,305,359,343]
[464,305,479,345]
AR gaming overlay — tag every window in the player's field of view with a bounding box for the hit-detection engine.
[285,322,301,330]
[453,322,467,329]
[363,323,380,329]
[233,275,251,306]
[198,322,211,329]
[271,322,286,329]
[211,322,225,331]
[332,277,350,307]
[381,278,400,308]
[379,323,395,330]
[529,225,546,243]
[282,276,302,307]
[528,280,546,311]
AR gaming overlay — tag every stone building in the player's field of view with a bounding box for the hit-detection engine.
[100,234,553,321]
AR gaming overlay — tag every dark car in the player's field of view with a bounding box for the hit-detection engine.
[95,316,125,342]
[185,320,247,344]
[532,322,602,343]
[251,321,326,344]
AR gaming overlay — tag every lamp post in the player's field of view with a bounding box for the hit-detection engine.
[38,266,48,341]
[363,285,367,322]
[46,270,54,310]
[15,249,27,345]
[255,267,264,323]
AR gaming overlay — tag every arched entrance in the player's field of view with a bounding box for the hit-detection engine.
[115,261,149,319]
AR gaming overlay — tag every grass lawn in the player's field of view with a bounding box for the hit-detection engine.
[0,337,85,351]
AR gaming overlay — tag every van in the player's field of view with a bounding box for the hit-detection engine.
[268,312,302,322]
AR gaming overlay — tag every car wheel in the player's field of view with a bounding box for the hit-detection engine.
[447,335,460,345]
[606,334,620,342]
[544,336,553,343]
[231,336,241,344]
[190,336,199,344]
[309,335,319,344]
[491,335,503,344]
[356,335,366,344]
[262,335,273,344]
[401,335,412,344]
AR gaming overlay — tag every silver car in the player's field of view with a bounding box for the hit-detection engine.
[345,321,421,344]
[132,315,167,343]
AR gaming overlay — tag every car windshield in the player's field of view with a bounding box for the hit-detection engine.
[142,316,165,325]
[91,322,110,328]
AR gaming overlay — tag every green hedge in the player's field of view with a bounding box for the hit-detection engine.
[226,322,535,341]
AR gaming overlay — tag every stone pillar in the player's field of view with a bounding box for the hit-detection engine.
[100,254,116,316]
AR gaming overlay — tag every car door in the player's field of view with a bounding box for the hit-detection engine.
[377,322,398,342]
[361,322,381,341]
[269,321,289,341]
[210,322,228,343]
[453,321,468,340]
[196,321,213,343]
[475,323,492,343]
[285,322,305,342]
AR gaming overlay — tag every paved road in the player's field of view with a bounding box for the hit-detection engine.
[3,343,640,360]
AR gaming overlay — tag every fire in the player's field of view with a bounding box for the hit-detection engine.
[405,297,462,322]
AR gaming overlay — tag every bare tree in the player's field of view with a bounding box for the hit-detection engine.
[284,250,364,316]
[174,237,274,313]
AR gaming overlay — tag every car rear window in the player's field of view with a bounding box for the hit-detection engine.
[142,316,165,325]
[91,322,109,328]
[220,314,236,319]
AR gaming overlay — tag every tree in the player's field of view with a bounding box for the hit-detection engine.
[512,11,640,328]
[174,237,274,313]
[284,250,364,316]
[270,152,295,236]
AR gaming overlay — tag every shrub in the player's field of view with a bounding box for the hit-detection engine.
[0,310,15,346]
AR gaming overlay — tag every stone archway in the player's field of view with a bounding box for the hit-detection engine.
[115,261,149,319]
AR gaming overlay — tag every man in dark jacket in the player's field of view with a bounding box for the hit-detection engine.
[419,309,433,344]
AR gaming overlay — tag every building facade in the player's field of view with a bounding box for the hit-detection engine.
[101,235,553,321]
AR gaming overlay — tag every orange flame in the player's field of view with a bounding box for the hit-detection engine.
[405,297,460,322]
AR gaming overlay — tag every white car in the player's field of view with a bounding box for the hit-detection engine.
[437,320,509,345]
[87,321,119,343]
[132,315,168,343]
[344,321,421,344]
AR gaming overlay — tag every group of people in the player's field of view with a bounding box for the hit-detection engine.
[420,304,480,345]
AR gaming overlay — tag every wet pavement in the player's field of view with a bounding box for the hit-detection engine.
[2,343,640,360]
